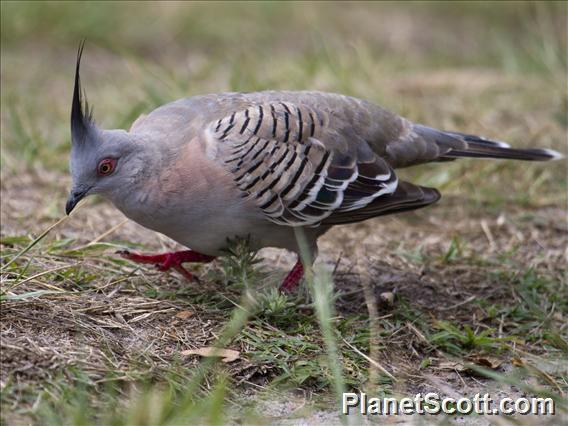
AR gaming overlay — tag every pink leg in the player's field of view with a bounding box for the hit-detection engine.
[279,259,305,294]
[117,249,215,280]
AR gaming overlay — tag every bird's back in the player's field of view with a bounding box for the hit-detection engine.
[131,91,410,164]
[127,90,560,231]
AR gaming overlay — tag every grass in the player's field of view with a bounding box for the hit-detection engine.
[1,1,567,424]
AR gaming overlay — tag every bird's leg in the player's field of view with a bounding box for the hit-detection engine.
[279,259,305,293]
[117,249,216,280]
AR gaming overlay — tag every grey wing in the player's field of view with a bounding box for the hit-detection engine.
[242,92,519,168]
[205,100,439,227]
[233,91,467,168]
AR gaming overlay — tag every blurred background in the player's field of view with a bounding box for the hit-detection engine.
[1,2,566,424]
[1,1,566,175]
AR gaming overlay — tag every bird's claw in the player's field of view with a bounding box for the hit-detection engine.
[117,249,206,282]
[154,261,197,282]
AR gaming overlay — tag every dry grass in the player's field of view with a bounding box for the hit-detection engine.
[1,2,567,424]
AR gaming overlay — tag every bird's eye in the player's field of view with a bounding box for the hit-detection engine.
[97,158,116,176]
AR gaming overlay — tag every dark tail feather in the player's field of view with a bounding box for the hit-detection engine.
[413,126,564,162]
[442,141,562,162]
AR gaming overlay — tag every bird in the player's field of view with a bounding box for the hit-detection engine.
[65,44,563,293]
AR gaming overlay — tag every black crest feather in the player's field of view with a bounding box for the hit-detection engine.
[71,40,93,142]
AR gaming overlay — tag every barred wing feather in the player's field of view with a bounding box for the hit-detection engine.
[206,101,435,227]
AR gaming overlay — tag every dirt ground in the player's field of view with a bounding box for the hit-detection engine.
[2,168,566,424]
[1,2,567,424]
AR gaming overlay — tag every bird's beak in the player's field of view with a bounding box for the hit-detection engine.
[65,187,89,215]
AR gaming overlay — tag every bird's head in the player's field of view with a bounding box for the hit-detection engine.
[66,43,142,215]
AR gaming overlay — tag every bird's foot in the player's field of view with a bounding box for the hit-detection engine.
[117,249,216,281]
[279,259,304,294]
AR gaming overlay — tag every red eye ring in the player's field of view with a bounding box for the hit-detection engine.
[97,158,116,176]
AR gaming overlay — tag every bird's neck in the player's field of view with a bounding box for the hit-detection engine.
[104,133,164,215]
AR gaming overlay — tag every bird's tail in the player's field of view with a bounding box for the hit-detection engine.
[441,131,563,161]
[414,125,564,162]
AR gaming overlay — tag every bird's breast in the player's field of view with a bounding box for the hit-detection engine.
[107,144,266,255]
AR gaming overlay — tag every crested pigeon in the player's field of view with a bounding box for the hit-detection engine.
[66,45,563,292]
